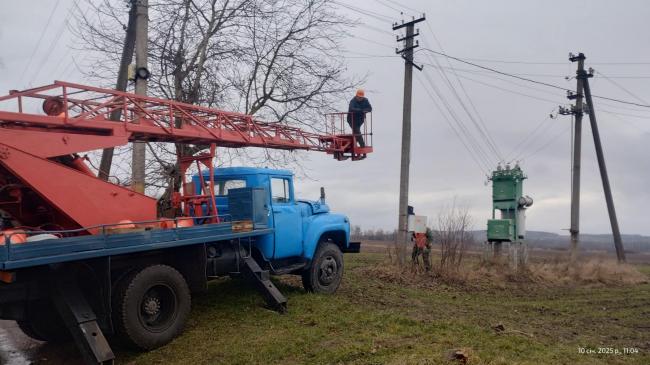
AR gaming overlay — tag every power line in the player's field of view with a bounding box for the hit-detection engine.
[372,0,423,19]
[421,50,504,162]
[382,0,422,14]
[343,53,399,59]
[420,70,497,169]
[599,109,650,120]
[27,0,82,87]
[372,0,403,14]
[332,1,393,23]
[506,108,557,162]
[27,18,70,86]
[447,72,565,105]
[421,22,504,162]
[18,0,63,86]
[592,94,650,108]
[348,34,395,49]
[420,70,497,171]
[595,70,649,105]
[423,55,650,66]
[520,123,572,162]
[419,48,570,91]
[420,48,650,108]
[420,62,650,126]
[416,77,491,176]
[512,115,561,162]
[433,69,650,121]
[357,22,395,36]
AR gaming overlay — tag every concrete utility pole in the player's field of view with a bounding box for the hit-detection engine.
[98,1,137,181]
[567,53,585,262]
[131,0,149,194]
[393,15,425,265]
[581,67,626,263]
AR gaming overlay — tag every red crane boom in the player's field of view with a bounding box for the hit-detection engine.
[0,81,372,233]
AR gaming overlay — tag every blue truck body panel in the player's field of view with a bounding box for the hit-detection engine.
[0,167,351,271]
[0,224,273,270]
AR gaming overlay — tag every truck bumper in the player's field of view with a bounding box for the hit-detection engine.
[342,241,361,253]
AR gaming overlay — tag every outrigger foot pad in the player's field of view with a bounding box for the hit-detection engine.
[241,256,288,313]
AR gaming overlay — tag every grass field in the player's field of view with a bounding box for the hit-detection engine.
[116,252,649,365]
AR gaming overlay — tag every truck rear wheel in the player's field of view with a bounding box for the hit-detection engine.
[17,300,70,343]
[113,265,191,350]
[302,241,343,294]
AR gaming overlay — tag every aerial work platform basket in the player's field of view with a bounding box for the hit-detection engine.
[322,112,373,161]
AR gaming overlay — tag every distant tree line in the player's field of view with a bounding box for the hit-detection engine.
[351,226,397,242]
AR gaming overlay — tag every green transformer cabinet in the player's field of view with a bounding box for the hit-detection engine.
[487,164,533,243]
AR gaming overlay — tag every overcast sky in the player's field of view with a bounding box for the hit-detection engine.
[1,0,649,236]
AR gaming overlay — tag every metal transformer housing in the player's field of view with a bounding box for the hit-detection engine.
[487,165,531,243]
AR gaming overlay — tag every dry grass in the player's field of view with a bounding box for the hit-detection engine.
[365,250,648,290]
[527,258,649,285]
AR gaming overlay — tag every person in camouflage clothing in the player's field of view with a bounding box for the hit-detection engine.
[411,230,432,272]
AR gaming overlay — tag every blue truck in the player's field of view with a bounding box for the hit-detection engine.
[0,167,359,363]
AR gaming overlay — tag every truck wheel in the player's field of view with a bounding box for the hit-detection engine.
[302,241,344,294]
[113,265,191,350]
[17,300,70,343]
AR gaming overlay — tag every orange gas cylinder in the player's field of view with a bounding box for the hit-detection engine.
[1,230,27,245]
[158,218,175,229]
[115,220,136,229]
[176,217,194,228]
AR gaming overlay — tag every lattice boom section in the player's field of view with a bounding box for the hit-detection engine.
[0,81,353,153]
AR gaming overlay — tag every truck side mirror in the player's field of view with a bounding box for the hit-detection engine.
[320,187,326,201]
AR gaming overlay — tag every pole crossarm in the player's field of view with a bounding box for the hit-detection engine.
[392,15,426,31]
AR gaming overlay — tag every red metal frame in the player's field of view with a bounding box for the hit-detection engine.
[0,81,372,234]
[174,144,219,223]
[324,112,373,161]
[0,81,371,157]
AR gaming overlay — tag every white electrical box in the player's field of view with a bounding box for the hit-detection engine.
[408,215,427,233]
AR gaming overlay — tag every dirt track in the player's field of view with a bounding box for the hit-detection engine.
[0,320,83,364]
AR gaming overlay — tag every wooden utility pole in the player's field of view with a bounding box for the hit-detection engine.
[393,15,425,265]
[98,1,137,181]
[581,66,626,263]
[568,53,585,261]
[131,0,149,194]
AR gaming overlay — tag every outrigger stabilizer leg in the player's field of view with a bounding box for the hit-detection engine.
[241,256,288,313]
[52,277,115,365]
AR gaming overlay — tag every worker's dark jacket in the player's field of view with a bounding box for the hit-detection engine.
[347,97,372,127]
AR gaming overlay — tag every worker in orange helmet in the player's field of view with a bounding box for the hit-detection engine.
[347,89,372,148]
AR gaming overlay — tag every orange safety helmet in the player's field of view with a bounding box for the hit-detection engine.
[355,89,365,97]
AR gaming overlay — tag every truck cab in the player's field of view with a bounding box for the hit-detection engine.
[193,167,358,268]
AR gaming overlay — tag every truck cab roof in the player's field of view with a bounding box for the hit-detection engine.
[204,167,293,178]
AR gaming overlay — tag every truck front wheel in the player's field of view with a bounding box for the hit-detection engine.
[302,241,343,294]
[113,265,191,350]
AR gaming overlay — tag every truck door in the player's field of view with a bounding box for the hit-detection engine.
[270,176,303,258]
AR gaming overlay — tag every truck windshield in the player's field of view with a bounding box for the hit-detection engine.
[204,179,245,196]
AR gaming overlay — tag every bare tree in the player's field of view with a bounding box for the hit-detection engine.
[433,201,474,271]
[73,0,360,211]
